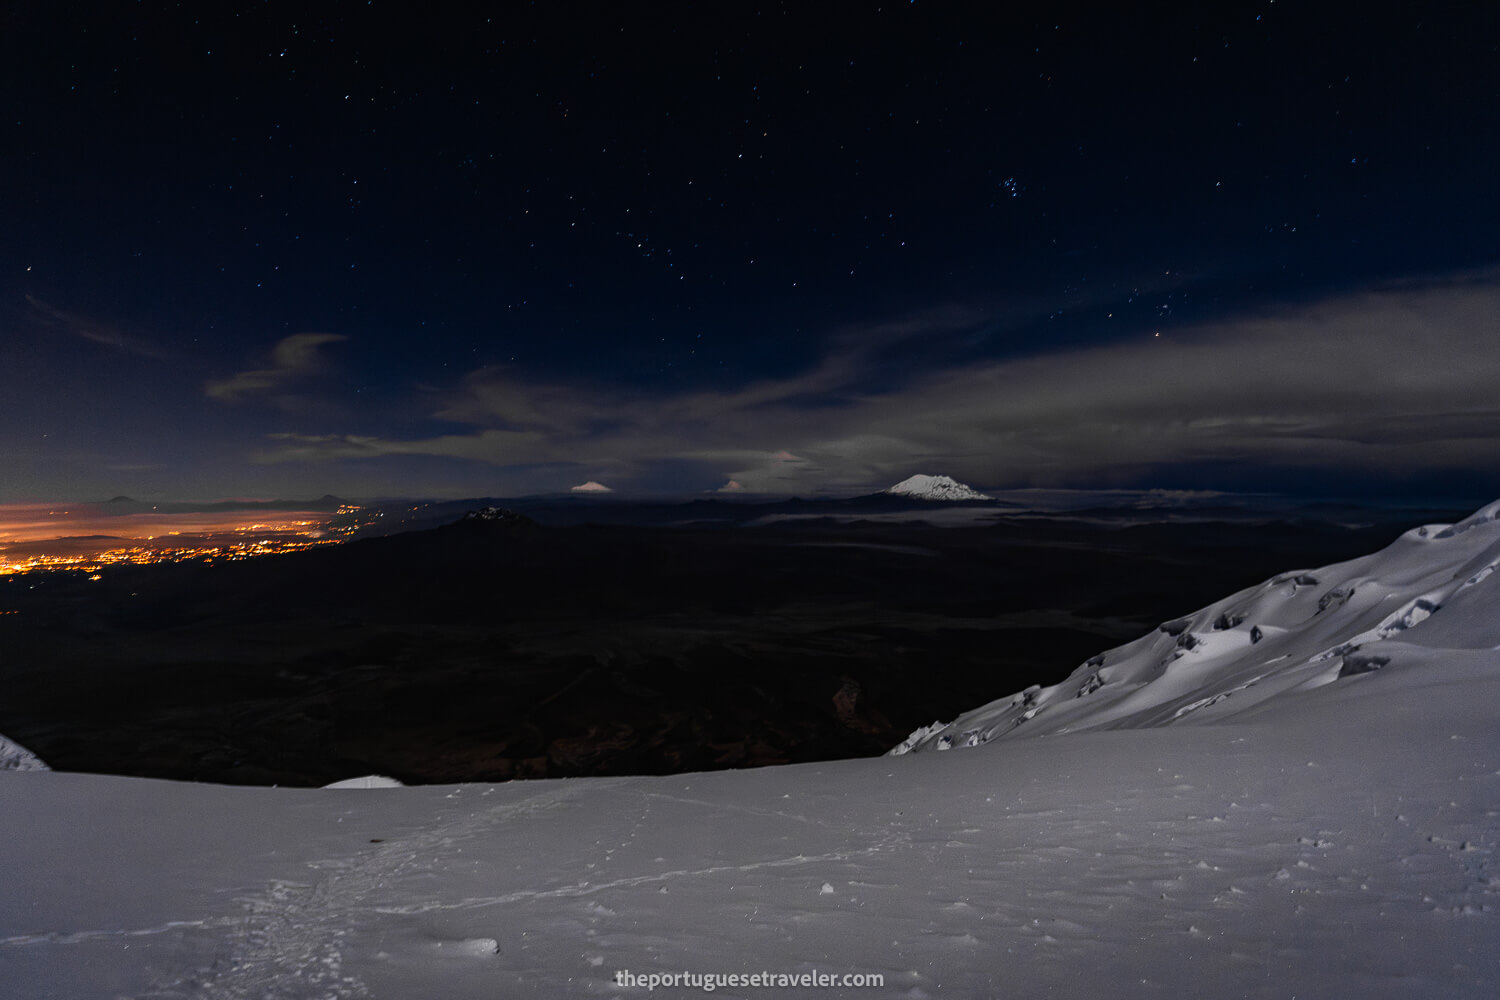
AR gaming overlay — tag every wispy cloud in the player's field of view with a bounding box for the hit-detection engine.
[205,333,348,403]
[252,270,1500,493]
[25,295,172,360]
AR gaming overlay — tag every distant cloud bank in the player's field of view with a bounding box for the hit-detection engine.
[250,269,1500,496]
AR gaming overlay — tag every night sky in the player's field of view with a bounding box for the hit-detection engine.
[5,2,1499,502]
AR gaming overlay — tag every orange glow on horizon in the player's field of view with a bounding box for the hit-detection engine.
[0,502,373,577]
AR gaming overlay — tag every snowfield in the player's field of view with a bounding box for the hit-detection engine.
[2,504,1499,998]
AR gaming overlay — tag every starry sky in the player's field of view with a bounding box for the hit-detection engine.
[5,2,1499,502]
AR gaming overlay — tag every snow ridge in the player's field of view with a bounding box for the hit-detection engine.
[883,474,991,501]
[893,497,1500,753]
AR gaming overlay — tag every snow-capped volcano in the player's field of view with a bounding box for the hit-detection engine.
[883,473,991,501]
[434,506,540,540]
[895,498,1500,752]
[460,505,530,524]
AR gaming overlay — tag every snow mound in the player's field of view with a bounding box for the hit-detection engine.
[894,497,1500,753]
[323,774,405,789]
[431,937,500,957]
[0,733,48,772]
[884,474,991,501]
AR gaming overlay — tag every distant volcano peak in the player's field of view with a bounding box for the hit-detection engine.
[459,506,533,525]
[883,474,991,501]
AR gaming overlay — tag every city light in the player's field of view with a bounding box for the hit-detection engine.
[0,506,379,578]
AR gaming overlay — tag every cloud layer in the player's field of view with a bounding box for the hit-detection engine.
[253,271,1500,494]
[26,295,172,360]
[206,334,348,403]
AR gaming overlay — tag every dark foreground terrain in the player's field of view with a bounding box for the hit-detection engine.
[0,502,1472,785]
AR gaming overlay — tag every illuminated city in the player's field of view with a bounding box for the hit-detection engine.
[0,505,377,577]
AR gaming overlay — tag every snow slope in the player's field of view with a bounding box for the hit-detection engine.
[893,498,1500,752]
[1,505,1498,998]
[883,474,992,501]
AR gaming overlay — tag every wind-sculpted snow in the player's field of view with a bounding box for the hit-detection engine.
[894,498,1500,753]
[0,732,47,771]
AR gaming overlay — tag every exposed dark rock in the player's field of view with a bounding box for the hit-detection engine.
[1338,652,1391,678]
